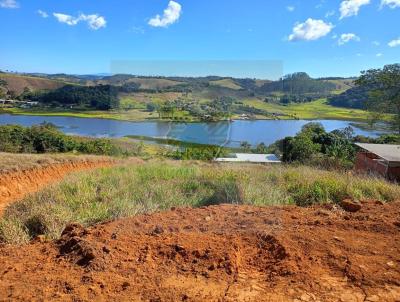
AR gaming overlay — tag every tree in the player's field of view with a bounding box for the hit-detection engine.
[240,141,252,152]
[255,143,268,154]
[146,103,156,112]
[356,64,400,134]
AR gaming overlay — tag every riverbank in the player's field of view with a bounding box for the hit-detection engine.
[0,98,390,123]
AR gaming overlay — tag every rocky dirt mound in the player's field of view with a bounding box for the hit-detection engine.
[0,201,399,301]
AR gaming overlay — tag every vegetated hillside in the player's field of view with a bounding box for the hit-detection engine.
[0,74,66,95]
[328,85,369,109]
[322,78,356,92]
[209,79,243,90]
[95,75,184,90]
[258,72,337,95]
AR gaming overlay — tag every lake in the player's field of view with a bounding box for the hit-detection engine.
[0,114,388,147]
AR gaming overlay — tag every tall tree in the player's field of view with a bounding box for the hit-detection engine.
[356,64,400,134]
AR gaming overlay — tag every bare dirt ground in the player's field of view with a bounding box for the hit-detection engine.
[0,155,114,213]
[0,201,399,301]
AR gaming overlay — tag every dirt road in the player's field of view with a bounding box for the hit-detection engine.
[0,201,399,301]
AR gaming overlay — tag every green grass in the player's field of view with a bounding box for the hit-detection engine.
[243,98,393,122]
[209,79,242,90]
[1,97,393,123]
[1,161,399,244]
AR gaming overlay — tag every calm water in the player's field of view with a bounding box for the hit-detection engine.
[0,114,387,147]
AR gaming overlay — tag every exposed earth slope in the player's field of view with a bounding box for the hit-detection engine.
[0,201,399,301]
[0,153,114,213]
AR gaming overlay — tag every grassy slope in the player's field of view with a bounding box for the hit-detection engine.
[209,79,242,90]
[0,74,69,94]
[243,98,388,121]
[0,153,110,173]
[1,160,399,243]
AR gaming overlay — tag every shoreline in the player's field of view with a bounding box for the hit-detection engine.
[0,108,381,123]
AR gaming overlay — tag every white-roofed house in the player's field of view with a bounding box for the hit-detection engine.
[215,153,281,164]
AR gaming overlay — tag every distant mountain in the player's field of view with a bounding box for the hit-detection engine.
[0,71,355,100]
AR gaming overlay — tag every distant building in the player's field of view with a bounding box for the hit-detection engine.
[215,153,281,164]
[354,143,400,182]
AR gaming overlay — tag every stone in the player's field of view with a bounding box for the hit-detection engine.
[340,199,362,213]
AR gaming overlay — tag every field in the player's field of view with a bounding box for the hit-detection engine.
[2,160,400,244]
[0,74,68,94]
[243,98,387,121]
[1,97,385,123]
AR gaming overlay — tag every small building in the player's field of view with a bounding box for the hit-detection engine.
[215,153,281,164]
[354,143,400,182]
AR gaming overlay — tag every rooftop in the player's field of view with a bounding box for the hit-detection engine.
[355,143,400,163]
[215,153,281,163]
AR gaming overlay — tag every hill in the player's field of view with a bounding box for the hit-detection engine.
[0,74,67,95]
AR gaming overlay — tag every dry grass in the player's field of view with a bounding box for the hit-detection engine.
[1,160,399,244]
[0,153,111,174]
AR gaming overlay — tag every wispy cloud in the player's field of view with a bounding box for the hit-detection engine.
[148,1,182,28]
[381,0,400,9]
[130,26,145,34]
[376,53,383,57]
[0,0,19,9]
[37,10,49,18]
[388,38,400,47]
[286,6,295,12]
[53,13,107,30]
[339,0,370,19]
[288,18,333,42]
[338,33,360,45]
[325,10,335,18]
[372,40,380,46]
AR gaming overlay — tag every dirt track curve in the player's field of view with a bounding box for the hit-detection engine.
[0,201,399,301]
[0,159,114,213]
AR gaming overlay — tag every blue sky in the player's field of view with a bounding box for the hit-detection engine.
[0,0,399,78]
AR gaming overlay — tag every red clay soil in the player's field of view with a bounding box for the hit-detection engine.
[0,159,114,213]
[0,201,399,301]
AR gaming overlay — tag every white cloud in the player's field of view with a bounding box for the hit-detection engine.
[53,13,106,30]
[338,33,360,45]
[376,53,383,57]
[388,38,400,47]
[0,0,19,9]
[288,18,333,42]
[381,0,400,8]
[148,1,182,28]
[83,14,107,30]
[287,6,295,12]
[372,40,380,46]
[37,10,49,18]
[339,0,370,19]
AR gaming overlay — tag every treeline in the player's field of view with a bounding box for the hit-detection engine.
[0,123,140,156]
[258,73,336,95]
[328,86,369,109]
[270,122,400,169]
[21,85,120,110]
[265,93,329,104]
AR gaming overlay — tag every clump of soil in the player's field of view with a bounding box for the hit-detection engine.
[0,201,399,301]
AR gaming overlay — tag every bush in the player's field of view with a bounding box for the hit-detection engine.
[0,124,139,156]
